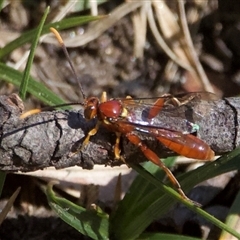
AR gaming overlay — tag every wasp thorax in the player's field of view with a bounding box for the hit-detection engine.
[98,100,122,119]
[84,97,99,120]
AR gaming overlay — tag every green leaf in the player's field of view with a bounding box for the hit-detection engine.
[0,15,104,59]
[0,63,66,106]
[46,183,109,240]
[110,148,240,239]
[19,6,50,99]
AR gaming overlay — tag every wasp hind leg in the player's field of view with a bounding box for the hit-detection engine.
[125,132,200,206]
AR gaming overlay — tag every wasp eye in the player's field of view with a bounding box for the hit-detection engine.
[84,97,99,119]
[84,106,95,119]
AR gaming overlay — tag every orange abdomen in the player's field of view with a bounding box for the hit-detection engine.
[157,134,215,160]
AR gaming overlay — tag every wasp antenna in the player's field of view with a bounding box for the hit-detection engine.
[50,27,86,100]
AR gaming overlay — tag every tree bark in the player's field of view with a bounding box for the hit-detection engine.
[0,94,239,172]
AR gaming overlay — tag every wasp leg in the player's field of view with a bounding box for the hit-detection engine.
[101,91,107,103]
[69,121,101,158]
[125,132,196,204]
[168,97,181,106]
[160,93,196,107]
[81,121,101,149]
[113,132,129,164]
[170,94,198,107]
[114,132,122,159]
[160,94,182,107]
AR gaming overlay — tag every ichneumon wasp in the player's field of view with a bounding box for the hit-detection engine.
[21,28,215,204]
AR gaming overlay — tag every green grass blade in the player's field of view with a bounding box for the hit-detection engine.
[0,0,4,11]
[110,164,197,240]
[219,189,240,239]
[0,63,66,106]
[46,183,109,240]
[19,6,50,100]
[110,148,240,239]
[113,159,176,214]
[140,232,201,240]
[0,187,21,225]
[0,15,104,59]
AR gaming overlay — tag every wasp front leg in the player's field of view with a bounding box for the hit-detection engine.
[125,132,193,203]
[81,121,101,149]
[68,121,102,158]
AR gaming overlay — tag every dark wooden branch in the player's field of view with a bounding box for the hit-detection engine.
[0,94,239,172]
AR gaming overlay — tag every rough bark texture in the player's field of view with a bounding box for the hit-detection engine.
[0,94,239,172]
